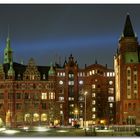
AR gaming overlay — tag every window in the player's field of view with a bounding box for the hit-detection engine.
[80,103,83,108]
[68,97,74,101]
[134,84,137,90]
[92,100,96,105]
[79,80,83,85]
[49,92,55,99]
[92,114,96,119]
[127,80,130,86]
[16,103,22,110]
[92,93,96,97]
[24,93,30,99]
[63,72,65,76]
[59,97,64,101]
[8,93,13,99]
[59,80,63,85]
[60,104,63,109]
[92,84,96,89]
[92,70,95,75]
[68,81,74,85]
[89,71,92,75]
[69,73,74,78]
[108,96,114,102]
[34,93,39,99]
[69,104,74,107]
[41,93,47,100]
[60,111,63,114]
[108,88,114,94]
[42,103,46,110]
[110,103,113,108]
[92,107,96,112]
[134,74,137,81]
[43,74,46,80]
[109,81,113,85]
[16,93,21,99]
[78,96,84,101]
[0,93,4,99]
[107,72,110,77]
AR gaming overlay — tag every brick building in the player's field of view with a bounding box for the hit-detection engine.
[114,14,140,125]
[0,30,115,128]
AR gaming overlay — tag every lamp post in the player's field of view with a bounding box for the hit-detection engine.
[84,91,87,133]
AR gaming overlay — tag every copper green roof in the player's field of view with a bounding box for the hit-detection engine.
[8,62,15,76]
[48,62,55,76]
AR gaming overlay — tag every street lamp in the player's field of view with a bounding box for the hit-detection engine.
[84,91,87,132]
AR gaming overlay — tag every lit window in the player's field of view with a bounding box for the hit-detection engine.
[110,103,113,108]
[92,93,96,97]
[49,92,55,99]
[70,104,74,107]
[43,74,46,80]
[92,84,96,89]
[92,100,96,105]
[68,97,74,101]
[59,97,64,101]
[89,71,92,75]
[57,73,59,76]
[108,88,114,94]
[108,96,114,102]
[110,72,113,77]
[79,80,83,85]
[60,104,63,109]
[80,72,82,77]
[92,70,95,74]
[83,72,85,76]
[92,114,96,119]
[60,111,63,114]
[68,81,74,85]
[92,107,96,112]
[80,104,83,108]
[107,72,110,77]
[109,81,113,85]
[112,72,115,77]
[59,80,63,85]
[69,74,74,78]
[41,93,47,100]
[63,72,65,76]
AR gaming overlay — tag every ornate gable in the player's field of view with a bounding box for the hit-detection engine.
[23,58,40,80]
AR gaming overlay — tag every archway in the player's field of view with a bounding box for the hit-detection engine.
[41,113,47,122]
[33,113,39,122]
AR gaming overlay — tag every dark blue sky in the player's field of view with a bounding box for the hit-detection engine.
[0,4,140,68]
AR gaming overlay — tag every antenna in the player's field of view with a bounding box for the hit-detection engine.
[8,24,10,38]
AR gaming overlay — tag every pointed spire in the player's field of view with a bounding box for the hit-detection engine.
[123,14,135,37]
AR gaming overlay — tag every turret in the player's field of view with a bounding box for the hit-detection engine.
[8,62,15,80]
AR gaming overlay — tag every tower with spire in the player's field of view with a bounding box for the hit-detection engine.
[4,28,13,64]
[114,14,140,125]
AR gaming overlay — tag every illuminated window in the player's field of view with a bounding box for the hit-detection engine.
[92,114,96,119]
[79,80,83,85]
[33,113,39,122]
[108,96,114,102]
[68,81,74,85]
[92,84,96,89]
[43,74,46,80]
[80,103,83,108]
[127,67,131,77]
[49,92,55,99]
[110,103,113,108]
[59,80,63,85]
[107,72,110,77]
[92,93,96,97]
[109,81,113,85]
[60,111,63,114]
[112,72,115,77]
[69,74,74,78]
[92,100,96,105]
[110,72,113,77]
[92,107,96,112]
[92,70,95,74]
[59,97,64,101]
[60,104,63,109]
[68,97,74,101]
[108,88,114,94]
[57,73,59,76]
[63,72,65,76]
[70,104,74,107]
[42,93,47,99]
[89,71,92,75]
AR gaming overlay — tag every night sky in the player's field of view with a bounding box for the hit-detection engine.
[0,4,140,68]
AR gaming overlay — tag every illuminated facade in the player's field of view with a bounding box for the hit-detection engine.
[0,36,115,127]
[114,14,140,125]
